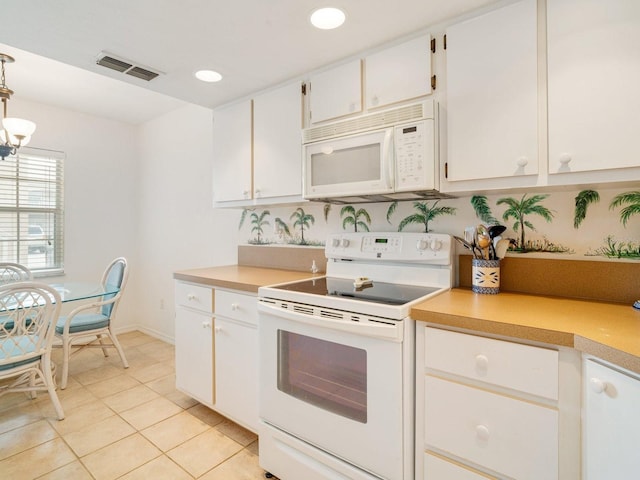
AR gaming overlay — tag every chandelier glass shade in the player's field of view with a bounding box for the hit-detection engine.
[1,53,36,160]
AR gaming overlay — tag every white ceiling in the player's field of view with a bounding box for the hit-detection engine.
[0,0,498,124]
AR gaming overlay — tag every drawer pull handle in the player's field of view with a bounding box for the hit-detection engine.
[475,424,490,441]
[475,354,489,374]
[590,377,607,394]
[187,294,197,301]
[231,303,239,311]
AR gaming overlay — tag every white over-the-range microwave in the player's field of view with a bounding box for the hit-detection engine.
[302,100,448,203]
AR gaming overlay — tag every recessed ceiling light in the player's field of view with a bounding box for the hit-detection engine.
[310,7,346,30]
[195,70,223,82]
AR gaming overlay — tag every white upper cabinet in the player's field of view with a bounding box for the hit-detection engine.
[547,0,640,175]
[212,83,303,206]
[309,59,362,124]
[365,34,433,110]
[253,82,303,200]
[445,0,538,182]
[212,100,252,203]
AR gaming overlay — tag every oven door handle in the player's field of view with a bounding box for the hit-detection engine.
[258,299,403,342]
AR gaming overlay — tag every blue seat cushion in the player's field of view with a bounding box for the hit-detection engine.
[0,336,41,371]
[56,313,109,334]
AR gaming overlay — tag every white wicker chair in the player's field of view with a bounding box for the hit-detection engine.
[0,262,33,285]
[0,282,64,420]
[55,257,130,389]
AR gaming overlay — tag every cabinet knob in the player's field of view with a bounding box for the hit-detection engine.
[187,293,197,301]
[516,156,529,167]
[242,190,250,198]
[214,326,222,333]
[231,303,239,311]
[370,95,379,107]
[254,188,261,197]
[590,377,607,394]
[475,424,490,441]
[202,321,211,328]
[559,153,572,165]
[475,354,489,374]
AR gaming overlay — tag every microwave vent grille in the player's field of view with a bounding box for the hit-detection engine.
[304,102,427,143]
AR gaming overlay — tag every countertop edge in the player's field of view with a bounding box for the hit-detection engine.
[411,289,640,375]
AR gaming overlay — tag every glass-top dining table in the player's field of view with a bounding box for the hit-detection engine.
[48,282,120,303]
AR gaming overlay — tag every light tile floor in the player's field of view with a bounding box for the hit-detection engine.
[0,331,271,480]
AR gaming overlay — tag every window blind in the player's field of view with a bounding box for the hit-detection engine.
[0,147,65,275]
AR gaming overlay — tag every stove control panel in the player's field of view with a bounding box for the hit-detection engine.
[326,232,452,264]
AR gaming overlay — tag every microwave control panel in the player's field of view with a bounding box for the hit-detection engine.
[394,119,435,191]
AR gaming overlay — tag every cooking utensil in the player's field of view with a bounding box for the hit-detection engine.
[495,238,511,259]
[487,225,506,259]
[475,225,491,260]
[453,235,479,258]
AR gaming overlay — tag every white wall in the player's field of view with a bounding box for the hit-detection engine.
[136,104,238,342]
[11,99,238,342]
[12,98,140,325]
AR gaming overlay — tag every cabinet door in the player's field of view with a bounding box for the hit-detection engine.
[253,83,303,200]
[446,0,538,182]
[425,375,558,480]
[309,59,362,124]
[365,35,432,110]
[212,100,252,202]
[175,307,214,405]
[548,0,640,174]
[213,316,259,432]
[584,360,640,479]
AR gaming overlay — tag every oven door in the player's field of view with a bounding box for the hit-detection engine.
[258,300,411,480]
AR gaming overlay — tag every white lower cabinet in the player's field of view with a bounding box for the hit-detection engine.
[584,358,640,480]
[175,281,259,432]
[425,375,558,479]
[175,282,214,405]
[212,289,259,432]
[417,326,580,480]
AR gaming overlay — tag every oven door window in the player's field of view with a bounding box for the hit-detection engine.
[277,330,367,423]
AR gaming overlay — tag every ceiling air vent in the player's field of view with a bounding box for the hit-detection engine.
[96,52,162,82]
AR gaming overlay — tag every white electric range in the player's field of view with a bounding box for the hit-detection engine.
[257,231,454,480]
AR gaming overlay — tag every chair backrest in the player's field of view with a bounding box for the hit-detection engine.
[100,257,129,318]
[0,282,61,368]
[0,263,33,285]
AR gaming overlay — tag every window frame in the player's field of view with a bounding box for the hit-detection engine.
[0,147,65,276]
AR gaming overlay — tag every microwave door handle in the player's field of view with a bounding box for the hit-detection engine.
[384,129,394,189]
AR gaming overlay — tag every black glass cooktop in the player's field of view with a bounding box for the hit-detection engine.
[272,277,440,306]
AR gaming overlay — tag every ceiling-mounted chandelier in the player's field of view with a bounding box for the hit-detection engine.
[0,53,36,160]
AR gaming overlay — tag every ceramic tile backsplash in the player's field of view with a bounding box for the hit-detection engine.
[237,186,640,261]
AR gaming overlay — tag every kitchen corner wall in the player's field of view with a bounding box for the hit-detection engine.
[237,186,640,263]
[137,104,238,342]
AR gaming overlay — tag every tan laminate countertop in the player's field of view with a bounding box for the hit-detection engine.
[411,288,640,375]
[173,265,318,293]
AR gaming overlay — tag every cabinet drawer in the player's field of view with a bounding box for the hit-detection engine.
[215,289,257,326]
[424,327,558,400]
[175,282,213,313]
[424,453,495,480]
[424,375,558,480]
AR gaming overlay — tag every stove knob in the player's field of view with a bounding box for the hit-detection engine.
[331,238,341,247]
[430,239,442,251]
[340,238,350,248]
[416,239,428,251]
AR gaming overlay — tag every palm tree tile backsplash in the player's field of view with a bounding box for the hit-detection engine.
[237,187,640,260]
